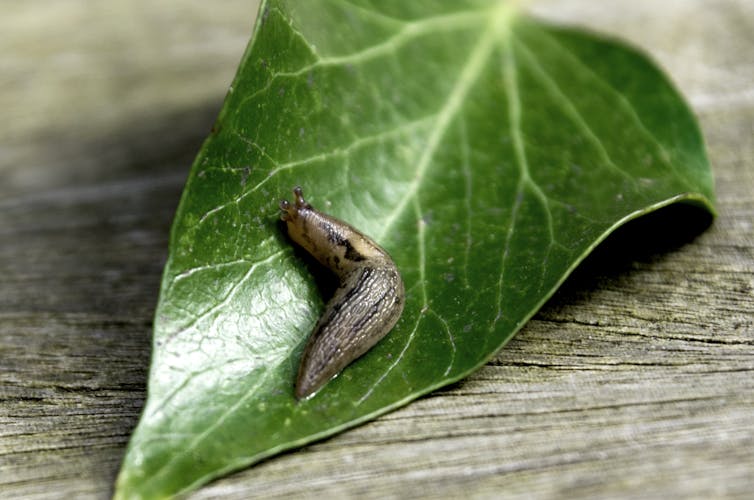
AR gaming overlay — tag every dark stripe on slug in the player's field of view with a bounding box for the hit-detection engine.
[343,240,366,262]
[320,220,366,262]
[350,288,391,333]
[316,268,373,330]
[339,267,373,303]
[322,221,341,244]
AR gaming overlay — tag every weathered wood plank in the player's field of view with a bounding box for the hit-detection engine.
[1,1,752,499]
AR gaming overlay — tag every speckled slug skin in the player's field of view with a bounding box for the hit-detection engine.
[280,187,405,399]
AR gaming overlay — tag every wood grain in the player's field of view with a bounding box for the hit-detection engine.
[1,1,752,499]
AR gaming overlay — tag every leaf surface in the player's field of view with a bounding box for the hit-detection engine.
[116,1,715,497]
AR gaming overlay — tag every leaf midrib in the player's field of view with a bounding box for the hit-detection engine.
[376,3,516,241]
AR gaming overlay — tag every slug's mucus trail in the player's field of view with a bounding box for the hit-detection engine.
[280,187,405,399]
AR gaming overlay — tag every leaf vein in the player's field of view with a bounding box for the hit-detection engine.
[197,116,435,225]
[459,117,473,290]
[376,5,513,241]
[234,10,487,120]
[538,30,697,191]
[160,250,285,346]
[516,39,636,184]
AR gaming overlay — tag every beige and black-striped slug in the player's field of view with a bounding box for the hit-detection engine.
[280,187,405,399]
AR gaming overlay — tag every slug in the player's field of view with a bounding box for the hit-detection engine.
[280,187,405,399]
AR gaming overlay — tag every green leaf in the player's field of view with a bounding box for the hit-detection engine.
[115,0,715,497]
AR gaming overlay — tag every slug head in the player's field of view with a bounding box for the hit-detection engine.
[279,186,330,265]
[279,186,311,221]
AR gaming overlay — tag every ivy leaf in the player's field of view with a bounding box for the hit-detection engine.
[115,0,715,498]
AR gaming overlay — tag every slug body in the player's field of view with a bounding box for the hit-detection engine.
[280,187,405,399]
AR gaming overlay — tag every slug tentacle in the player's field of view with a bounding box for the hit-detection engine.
[280,186,405,399]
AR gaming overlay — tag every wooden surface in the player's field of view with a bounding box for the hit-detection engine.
[1,1,752,498]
